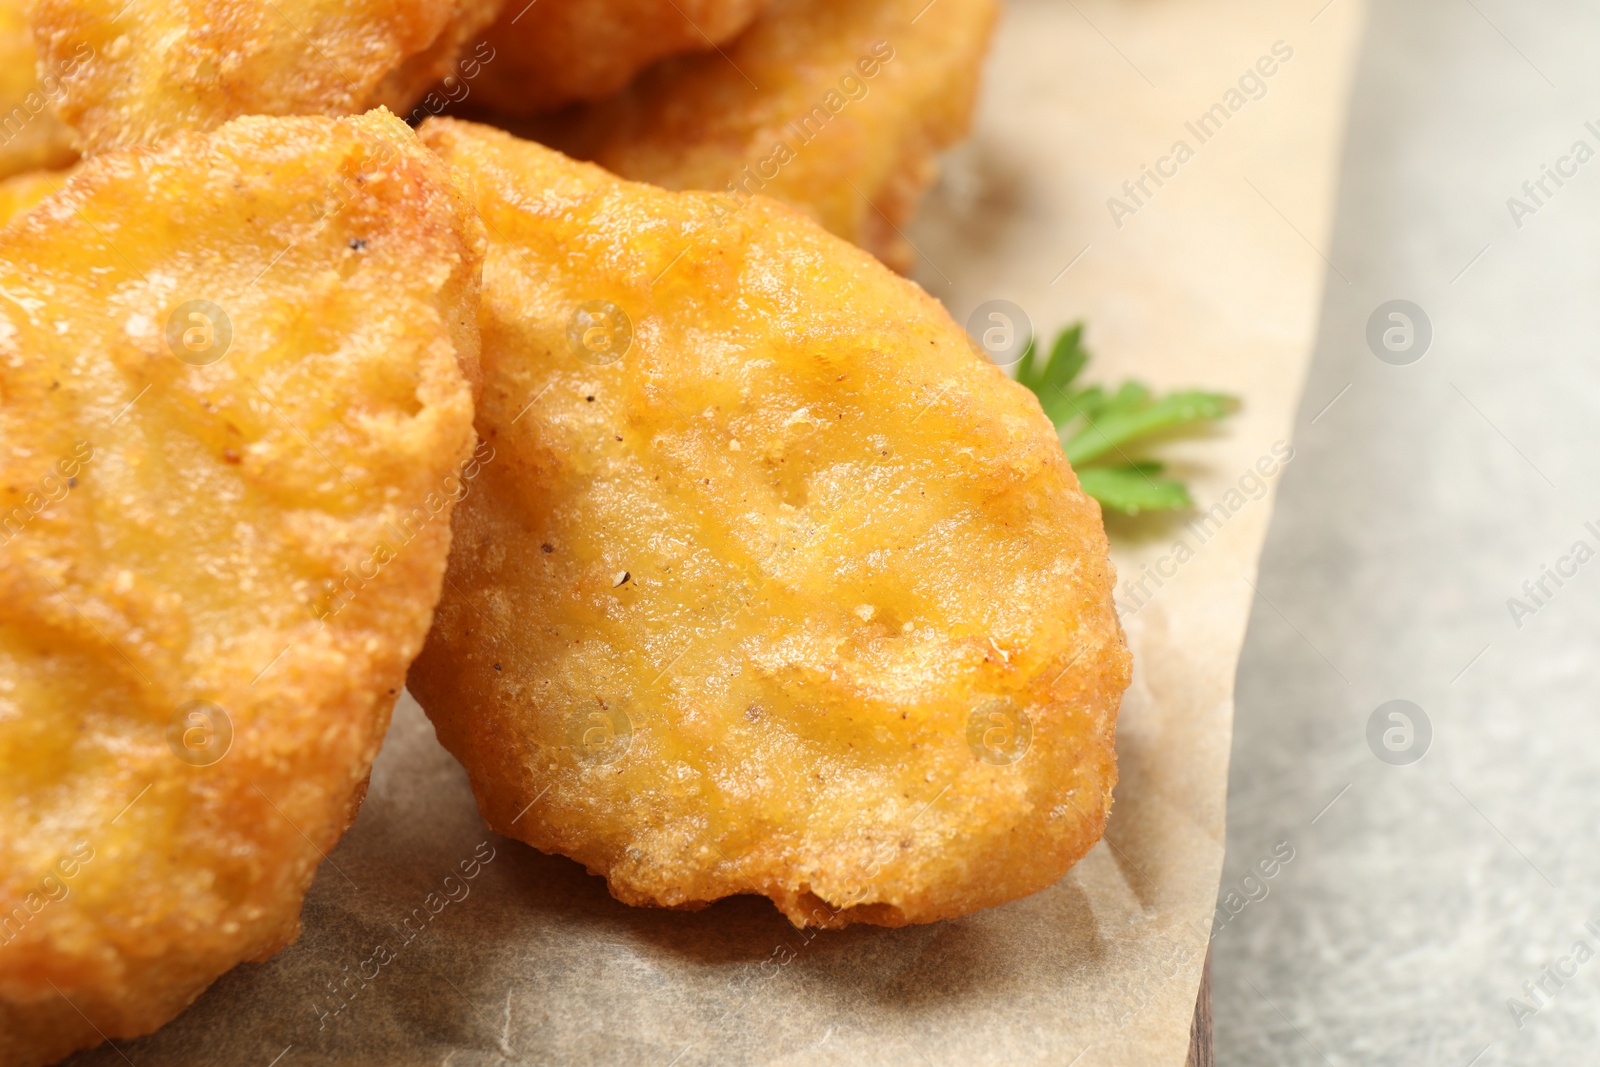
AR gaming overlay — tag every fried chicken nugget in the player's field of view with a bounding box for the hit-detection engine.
[0,108,482,1066]
[28,0,507,153]
[0,0,78,178]
[529,0,997,272]
[409,119,1130,929]
[471,0,773,115]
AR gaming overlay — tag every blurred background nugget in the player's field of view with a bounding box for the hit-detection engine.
[0,0,77,178]
[472,0,774,115]
[519,0,998,272]
[27,0,509,151]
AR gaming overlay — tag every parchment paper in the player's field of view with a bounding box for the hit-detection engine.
[65,1,1365,1063]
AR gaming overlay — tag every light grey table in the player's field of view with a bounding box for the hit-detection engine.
[1216,1,1600,1064]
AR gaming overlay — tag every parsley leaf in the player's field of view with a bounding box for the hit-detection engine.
[1074,464,1193,513]
[1013,323,1239,516]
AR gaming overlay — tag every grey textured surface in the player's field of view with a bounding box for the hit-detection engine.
[1215,2,1600,1064]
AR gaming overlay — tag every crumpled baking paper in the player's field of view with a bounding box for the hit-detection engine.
[63,0,1364,1063]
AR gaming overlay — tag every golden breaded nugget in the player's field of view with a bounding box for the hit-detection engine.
[0,108,482,1066]
[472,0,772,115]
[0,0,78,177]
[530,0,997,272]
[29,0,507,152]
[410,119,1129,929]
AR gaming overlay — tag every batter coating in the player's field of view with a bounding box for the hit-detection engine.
[410,119,1129,929]
[0,164,73,226]
[529,0,998,272]
[28,0,507,152]
[0,109,482,1065]
[472,0,773,115]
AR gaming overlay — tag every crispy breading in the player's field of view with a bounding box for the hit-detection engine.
[0,0,77,178]
[410,119,1129,929]
[28,0,507,153]
[0,165,73,226]
[0,109,482,1066]
[471,0,772,115]
[527,0,997,272]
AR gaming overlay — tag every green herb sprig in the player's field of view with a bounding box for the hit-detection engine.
[1014,323,1239,516]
